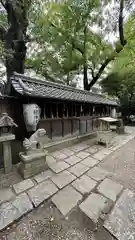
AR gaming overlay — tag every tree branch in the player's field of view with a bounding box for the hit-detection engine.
[89,67,95,78]
[0,0,6,9]
[87,0,126,90]
[119,0,125,46]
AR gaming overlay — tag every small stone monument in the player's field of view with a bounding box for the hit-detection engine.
[19,129,48,179]
[0,113,18,173]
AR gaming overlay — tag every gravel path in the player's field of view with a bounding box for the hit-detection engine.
[100,138,135,192]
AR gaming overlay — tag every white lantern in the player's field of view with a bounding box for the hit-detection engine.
[23,104,41,132]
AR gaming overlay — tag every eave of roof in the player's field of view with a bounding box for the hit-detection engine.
[11,72,118,106]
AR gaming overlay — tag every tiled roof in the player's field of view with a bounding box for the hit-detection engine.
[11,72,118,106]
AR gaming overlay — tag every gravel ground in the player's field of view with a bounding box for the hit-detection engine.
[1,201,115,240]
[100,138,135,192]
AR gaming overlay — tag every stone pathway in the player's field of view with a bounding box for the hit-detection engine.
[0,128,135,240]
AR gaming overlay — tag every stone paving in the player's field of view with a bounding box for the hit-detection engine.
[0,128,135,240]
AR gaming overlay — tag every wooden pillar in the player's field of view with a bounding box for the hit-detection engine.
[43,105,46,119]
[62,119,64,137]
[67,104,69,117]
[56,104,58,118]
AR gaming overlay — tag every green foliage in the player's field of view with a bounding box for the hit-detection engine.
[26,0,135,87]
[27,0,114,85]
[101,44,135,117]
[0,0,135,89]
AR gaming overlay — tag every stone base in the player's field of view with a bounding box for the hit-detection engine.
[97,131,112,147]
[19,151,48,179]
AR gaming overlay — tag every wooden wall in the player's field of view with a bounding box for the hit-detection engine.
[39,116,101,141]
[0,97,111,167]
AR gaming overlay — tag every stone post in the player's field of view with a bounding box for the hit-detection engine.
[3,141,12,173]
[0,134,15,173]
[0,113,18,173]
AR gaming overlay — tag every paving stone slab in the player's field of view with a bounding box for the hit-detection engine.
[87,166,109,182]
[51,170,76,189]
[81,156,99,168]
[85,147,98,154]
[0,202,18,231]
[64,155,82,166]
[97,178,123,202]
[49,161,70,173]
[60,148,74,157]
[12,192,33,215]
[109,145,121,151]
[70,144,89,153]
[104,189,135,240]
[76,151,90,159]
[52,185,82,216]
[27,180,58,207]
[0,193,33,231]
[72,175,97,195]
[93,149,112,161]
[79,193,108,224]
[52,151,67,160]
[46,155,57,166]
[68,163,89,177]
[13,179,34,194]
[34,169,54,183]
[0,188,15,204]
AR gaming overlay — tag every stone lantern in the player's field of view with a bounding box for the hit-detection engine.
[0,113,18,173]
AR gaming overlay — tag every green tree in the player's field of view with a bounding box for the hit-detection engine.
[101,67,135,121]
[0,0,32,93]
[27,0,135,89]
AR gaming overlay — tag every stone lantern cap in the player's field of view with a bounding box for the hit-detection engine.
[0,113,18,128]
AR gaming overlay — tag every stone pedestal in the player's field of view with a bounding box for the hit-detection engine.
[97,130,112,147]
[0,134,15,173]
[19,150,48,179]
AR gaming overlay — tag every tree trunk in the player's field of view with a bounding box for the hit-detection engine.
[4,1,28,94]
[83,26,89,91]
[83,64,89,90]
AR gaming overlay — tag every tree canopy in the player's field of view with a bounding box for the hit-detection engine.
[101,15,135,119]
[26,0,135,89]
[0,0,135,93]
